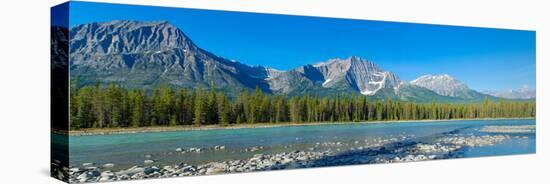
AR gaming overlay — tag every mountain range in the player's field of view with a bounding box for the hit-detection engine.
[483,86,536,100]
[57,20,533,102]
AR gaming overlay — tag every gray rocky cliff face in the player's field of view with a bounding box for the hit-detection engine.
[69,20,269,91]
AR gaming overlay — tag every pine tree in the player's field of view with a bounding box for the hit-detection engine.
[218,93,231,126]
[206,81,219,124]
[91,81,105,128]
[128,90,144,127]
[193,88,206,126]
[104,84,123,127]
[76,87,95,128]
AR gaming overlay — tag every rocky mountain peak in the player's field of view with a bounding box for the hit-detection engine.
[305,56,402,95]
[314,56,372,67]
[411,74,470,97]
[68,20,272,91]
[69,20,195,57]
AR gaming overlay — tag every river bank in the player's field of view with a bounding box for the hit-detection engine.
[65,131,530,183]
[62,117,535,136]
[55,119,536,183]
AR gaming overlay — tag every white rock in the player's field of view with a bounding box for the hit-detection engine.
[82,163,94,167]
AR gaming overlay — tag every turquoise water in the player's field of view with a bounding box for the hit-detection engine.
[65,119,535,170]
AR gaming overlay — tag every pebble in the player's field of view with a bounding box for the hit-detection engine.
[102,163,115,168]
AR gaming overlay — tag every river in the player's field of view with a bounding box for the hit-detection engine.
[61,119,535,172]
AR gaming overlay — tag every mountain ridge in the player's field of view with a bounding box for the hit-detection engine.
[483,86,536,100]
[65,20,505,102]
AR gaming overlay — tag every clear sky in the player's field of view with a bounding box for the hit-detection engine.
[59,1,536,91]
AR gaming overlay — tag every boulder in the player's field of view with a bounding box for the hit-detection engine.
[144,167,160,175]
[76,173,89,183]
[117,166,145,176]
[205,167,225,175]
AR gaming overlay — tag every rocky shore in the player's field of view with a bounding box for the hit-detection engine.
[68,150,330,183]
[65,133,521,183]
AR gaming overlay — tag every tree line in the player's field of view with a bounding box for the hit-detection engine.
[69,82,536,129]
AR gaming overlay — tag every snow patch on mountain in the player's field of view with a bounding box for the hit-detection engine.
[322,78,333,87]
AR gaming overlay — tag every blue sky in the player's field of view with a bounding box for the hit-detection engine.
[59,1,536,91]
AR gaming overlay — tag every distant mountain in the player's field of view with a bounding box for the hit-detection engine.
[268,56,402,95]
[483,86,536,100]
[67,20,508,102]
[411,74,468,97]
[410,74,490,100]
